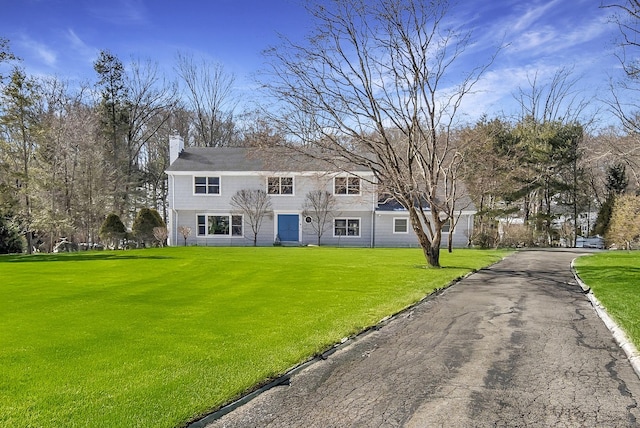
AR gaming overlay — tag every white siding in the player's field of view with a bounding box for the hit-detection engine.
[168,171,377,247]
[374,212,473,248]
[167,163,474,248]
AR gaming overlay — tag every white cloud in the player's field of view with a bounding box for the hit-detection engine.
[18,36,57,67]
[510,0,561,33]
[87,0,148,25]
[65,29,98,64]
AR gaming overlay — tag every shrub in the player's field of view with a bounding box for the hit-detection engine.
[499,224,534,248]
[132,208,165,247]
[606,194,640,249]
[99,214,126,249]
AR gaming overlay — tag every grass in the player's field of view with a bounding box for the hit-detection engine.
[0,247,508,427]
[573,251,640,349]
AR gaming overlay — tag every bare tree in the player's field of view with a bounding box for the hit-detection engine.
[302,190,337,245]
[601,1,640,184]
[153,226,168,247]
[123,58,178,205]
[175,52,238,147]
[263,0,496,266]
[513,67,593,125]
[177,225,191,246]
[602,0,640,78]
[230,189,272,246]
[238,108,288,148]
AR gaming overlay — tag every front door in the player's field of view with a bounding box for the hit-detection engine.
[277,214,299,242]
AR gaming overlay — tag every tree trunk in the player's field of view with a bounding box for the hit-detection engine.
[408,207,441,268]
[425,244,440,268]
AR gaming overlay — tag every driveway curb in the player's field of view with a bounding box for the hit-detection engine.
[571,257,640,380]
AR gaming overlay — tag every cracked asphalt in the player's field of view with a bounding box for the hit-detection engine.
[204,249,640,427]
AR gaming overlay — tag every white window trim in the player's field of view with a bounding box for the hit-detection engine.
[393,217,409,234]
[333,217,362,238]
[333,176,361,196]
[440,218,453,234]
[193,176,222,196]
[266,176,295,196]
[196,213,244,238]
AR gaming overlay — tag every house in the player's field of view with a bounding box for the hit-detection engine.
[165,135,475,248]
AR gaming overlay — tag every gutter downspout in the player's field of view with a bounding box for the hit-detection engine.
[170,174,177,246]
[371,184,376,248]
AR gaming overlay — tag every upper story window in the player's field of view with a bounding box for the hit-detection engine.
[334,176,360,195]
[194,176,220,195]
[267,177,293,195]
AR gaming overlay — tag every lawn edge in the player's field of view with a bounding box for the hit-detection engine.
[571,256,640,381]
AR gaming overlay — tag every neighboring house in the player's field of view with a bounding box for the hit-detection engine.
[165,135,475,248]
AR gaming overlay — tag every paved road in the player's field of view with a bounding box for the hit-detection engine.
[204,250,640,427]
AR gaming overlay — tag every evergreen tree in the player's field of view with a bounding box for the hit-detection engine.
[593,163,628,236]
[132,208,165,247]
[0,214,25,254]
[99,213,126,249]
[605,163,629,195]
[0,68,42,254]
[94,50,129,217]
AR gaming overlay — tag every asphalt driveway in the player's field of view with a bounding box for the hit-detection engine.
[200,249,640,427]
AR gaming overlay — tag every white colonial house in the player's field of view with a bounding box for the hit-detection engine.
[165,135,475,248]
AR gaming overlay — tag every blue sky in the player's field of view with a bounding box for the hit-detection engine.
[0,0,626,125]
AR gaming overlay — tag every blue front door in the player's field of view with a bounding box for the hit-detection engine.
[277,214,299,242]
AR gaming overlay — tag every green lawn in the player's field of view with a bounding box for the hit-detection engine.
[574,251,640,349]
[0,247,508,427]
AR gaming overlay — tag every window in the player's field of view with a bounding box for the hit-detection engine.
[334,176,360,195]
[209,216,230,235]
[441,221,451,233]
[393,218,409,233]
[334,218,360,237]
[197,215,243,237]
[197,215,206,236]
[267,177,293,195]
[194,176,220,194]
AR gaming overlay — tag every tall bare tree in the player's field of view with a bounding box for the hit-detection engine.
[263,0,496,266]
[602,1,640,184]
[123,59,178,220]
[602,0,640,78]
[514,67,592,125]
[176,52,238,147]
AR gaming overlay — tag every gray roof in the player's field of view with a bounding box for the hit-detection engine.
[376,194,476,212]
[166,147,372,173]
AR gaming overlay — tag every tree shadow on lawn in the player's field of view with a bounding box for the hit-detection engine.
[0,252,175,263]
